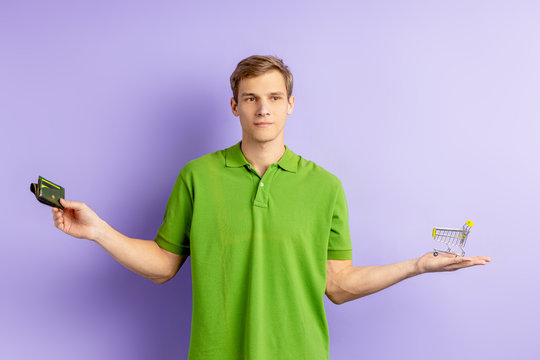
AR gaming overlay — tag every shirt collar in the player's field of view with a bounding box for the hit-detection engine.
[225,140,298,173]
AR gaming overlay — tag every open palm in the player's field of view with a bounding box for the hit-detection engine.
[416,251,491,273]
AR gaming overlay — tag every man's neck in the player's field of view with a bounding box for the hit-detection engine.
[240,136,286,177]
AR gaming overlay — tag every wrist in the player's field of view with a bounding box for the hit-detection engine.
[411,257,424,276]
[90,218,112,244]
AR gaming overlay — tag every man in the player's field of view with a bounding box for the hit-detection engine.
[52,55,491,359]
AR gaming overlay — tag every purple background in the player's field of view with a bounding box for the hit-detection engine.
[2,1,539,359]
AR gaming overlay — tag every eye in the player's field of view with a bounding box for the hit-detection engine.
[272,96,281,101]
[246,97,255,102]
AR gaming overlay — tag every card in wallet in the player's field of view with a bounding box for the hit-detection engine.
[30,176,65,209]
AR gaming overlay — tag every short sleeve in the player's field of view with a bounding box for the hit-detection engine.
[327,180,353,260]
[154,168,193,256]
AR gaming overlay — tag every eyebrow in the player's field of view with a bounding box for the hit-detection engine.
[240,91,286,97]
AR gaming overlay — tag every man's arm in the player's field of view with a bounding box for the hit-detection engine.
[92,220,188,284]
[325,252,491,305]
[52,198,188,284]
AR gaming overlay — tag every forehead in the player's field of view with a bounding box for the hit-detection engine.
[238,69,287,93]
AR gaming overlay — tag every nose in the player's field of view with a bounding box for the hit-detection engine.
[256,99,270,117]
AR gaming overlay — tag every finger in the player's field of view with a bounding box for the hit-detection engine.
[59,198,84,210]
[441,257,475,269]
[455,256,473,263]
[476,256,492,262]
[446,259,487,271]
[55,220,64,230]
[52,207,64,215]
[463,256,491,263]
[470,259,488,265]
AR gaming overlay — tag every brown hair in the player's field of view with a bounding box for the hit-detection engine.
[230,55,293,103]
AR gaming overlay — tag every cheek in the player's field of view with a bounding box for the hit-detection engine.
[281,104,291,116]
[272,102,288,113]
[238,104,255,115]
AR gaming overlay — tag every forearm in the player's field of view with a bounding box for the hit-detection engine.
[90,220,174,283]
[334,259,421,304]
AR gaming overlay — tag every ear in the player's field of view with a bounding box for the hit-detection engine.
[231,97,239,116]
[287,95,295,115]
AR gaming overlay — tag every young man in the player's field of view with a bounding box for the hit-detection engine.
[51,55,491,360]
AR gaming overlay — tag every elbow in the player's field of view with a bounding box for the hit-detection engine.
[332,295,349,305]
[327,286,365,305]
[326,290,347,305]
[326,261,356,305]
[152,277,169,285]
[331,298,346,305]
[326,277,353,305]
[152,262,182,284]
[151,271,175,285]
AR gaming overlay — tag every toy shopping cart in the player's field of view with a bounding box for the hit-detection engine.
[432,220,474,257]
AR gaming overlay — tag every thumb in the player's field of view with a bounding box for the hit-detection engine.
[59,198,84,210]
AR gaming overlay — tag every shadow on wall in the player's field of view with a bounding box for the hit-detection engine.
[81,79,226,359]
[126,77,229,239]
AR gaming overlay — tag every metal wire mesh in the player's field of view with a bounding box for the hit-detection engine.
[432,221,473,257]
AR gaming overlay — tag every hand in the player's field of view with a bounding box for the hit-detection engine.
[51,198,105,241]
[415,251,491,274]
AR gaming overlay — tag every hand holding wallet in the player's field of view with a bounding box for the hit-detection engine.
[30,176,65,210]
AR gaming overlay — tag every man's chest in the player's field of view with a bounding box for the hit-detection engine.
[189,172,335,249]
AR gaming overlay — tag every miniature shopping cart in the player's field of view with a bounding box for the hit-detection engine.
[432,220,474,257]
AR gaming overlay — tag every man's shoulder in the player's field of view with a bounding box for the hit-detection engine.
[178,146,227,178]
[296,154,343,187]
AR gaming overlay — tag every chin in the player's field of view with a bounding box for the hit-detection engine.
[251,135,277,143]
[254,137,274,143]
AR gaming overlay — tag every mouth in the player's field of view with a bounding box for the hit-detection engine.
[255,122,272,127]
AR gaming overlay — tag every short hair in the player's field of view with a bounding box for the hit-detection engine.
[230,55,293,103]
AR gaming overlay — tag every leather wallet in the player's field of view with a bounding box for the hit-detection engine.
[30,176,65,210]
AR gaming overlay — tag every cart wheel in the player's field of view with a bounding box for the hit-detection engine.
[433,251,438,256]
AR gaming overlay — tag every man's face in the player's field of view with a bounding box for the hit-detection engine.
[231,69,294,144]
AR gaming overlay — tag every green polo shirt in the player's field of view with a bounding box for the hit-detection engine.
[154,140,353,360]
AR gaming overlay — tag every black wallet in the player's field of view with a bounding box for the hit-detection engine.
[30,176,65,210]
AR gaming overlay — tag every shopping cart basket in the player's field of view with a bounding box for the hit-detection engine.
[432,220,474,257]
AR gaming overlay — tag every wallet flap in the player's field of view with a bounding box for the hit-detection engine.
[31,176,65,209]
